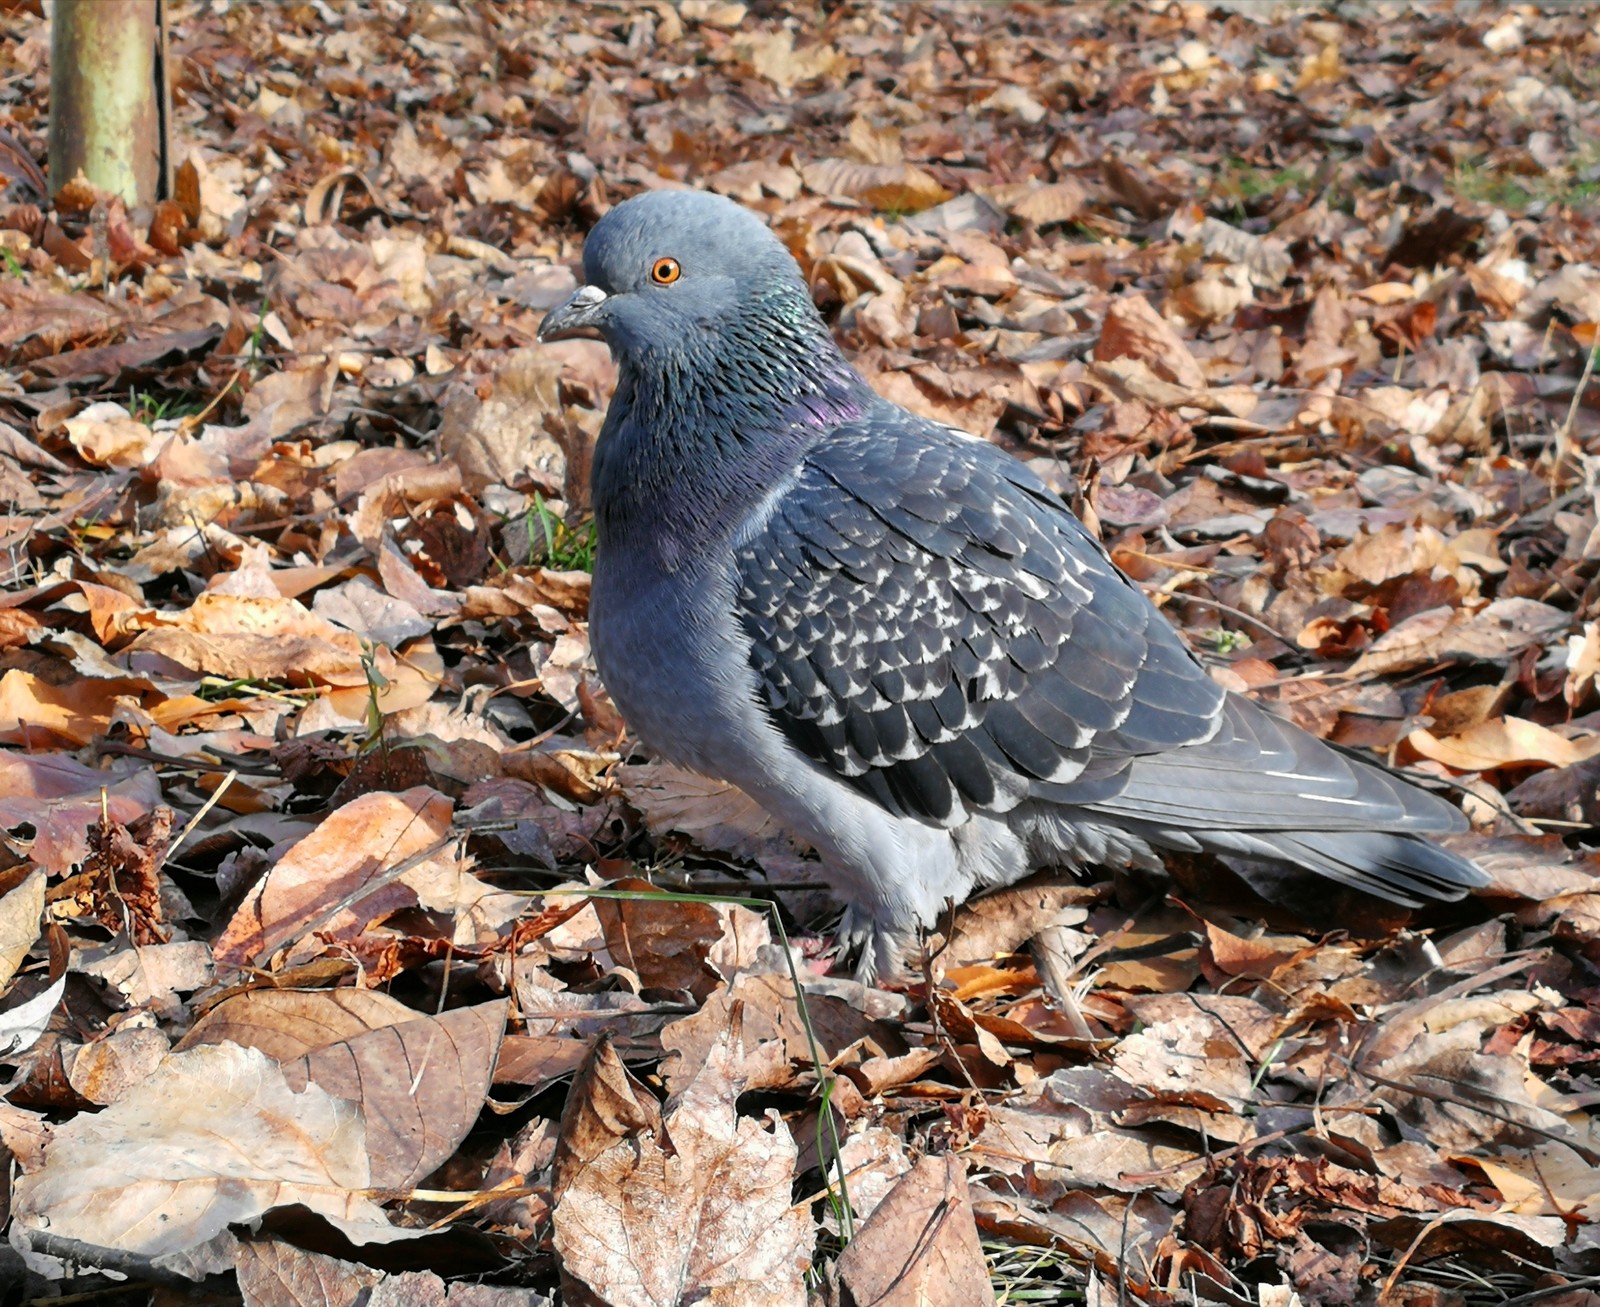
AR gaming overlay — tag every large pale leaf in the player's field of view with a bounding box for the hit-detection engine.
[13,1042,397,1262]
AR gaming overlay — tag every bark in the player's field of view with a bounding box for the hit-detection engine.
[47,0,167,207]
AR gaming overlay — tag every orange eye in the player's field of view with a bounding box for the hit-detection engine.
[651,257,681,285]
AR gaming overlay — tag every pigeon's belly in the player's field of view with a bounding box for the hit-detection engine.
[591,551,980,932]
[590,556,758,777]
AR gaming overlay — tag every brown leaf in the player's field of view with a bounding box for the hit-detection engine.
[940,879,1098,969]
[835,1155,995,1307]
[125,592,375,684]
[493,1035,598,1095]
[660,971,897,1096]
[234,1242,380,1307]
[1200,920,1317,982]
[552,1010,810,1305]
[1349,598,1568,678]
[800,159,951,213]
[592,877,770,1000]
[436,347,578,493]
[551,1035,661,1206]
[1504,757,1600,825]
[63,1027,169,1107]
[1003,180,1088,227]
[617,759,814,881]
[1093,294,1208,391]
[0,670,151,748]
[12,1042,396,1266]
[213,788,456,970]
[279,1000,508,1190]
[179,987,421,1059]
[1405,718,1600,772]
[0,868,44,992]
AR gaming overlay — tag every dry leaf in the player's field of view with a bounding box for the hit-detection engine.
[800,159,951,213]
[279,1000,508,1189]
[213,788,456,969]
[13,1042,398,1265]
[0,868,45,991]
[1406,719,1600,772]
[552,1009,811,1305]
[835,1155,996,1306]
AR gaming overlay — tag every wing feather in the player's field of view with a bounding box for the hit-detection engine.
[733,406,1223,826]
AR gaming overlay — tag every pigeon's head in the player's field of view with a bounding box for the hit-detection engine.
[537,189,825,360]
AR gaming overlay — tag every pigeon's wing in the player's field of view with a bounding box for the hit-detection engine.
[733,406,1483,908]
[733,407,1226,827]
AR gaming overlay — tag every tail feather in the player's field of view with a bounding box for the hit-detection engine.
[1080,695,1487,905]
[1095,695,1465,835]
[1251,830,1487,904]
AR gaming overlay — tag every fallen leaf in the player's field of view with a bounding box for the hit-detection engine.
[0,868,45,991]
[278,1000,507,1189]
[552,1008,811,1306]
[213,788,457,969]
[12,1042,398,1267]
[1406,718,1600,772]
[835,1155,995,1306]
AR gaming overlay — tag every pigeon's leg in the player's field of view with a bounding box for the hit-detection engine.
[835,904,880,984]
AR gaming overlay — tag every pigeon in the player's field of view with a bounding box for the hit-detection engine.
[539,189,1487,979]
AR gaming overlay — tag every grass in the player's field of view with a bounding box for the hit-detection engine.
[987,1240,1088,1303]
[1213,159,1314,203]
[128,387,210,424]
[1193,627,1252,655]
[527,494,597,571]
[194,675,312,703]
[1451,146,1600,213]
[1208,159,1315,221]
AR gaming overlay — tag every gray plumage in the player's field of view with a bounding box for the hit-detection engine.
[539,189,1487,978]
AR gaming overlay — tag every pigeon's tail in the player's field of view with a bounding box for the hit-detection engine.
[1083,694,1489,905]
[1248,829,1485,903]
[1172,825,1487,905]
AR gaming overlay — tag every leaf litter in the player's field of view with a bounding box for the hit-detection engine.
[0,2,1594,1304]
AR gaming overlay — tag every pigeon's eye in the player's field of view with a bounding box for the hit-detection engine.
[650,257,681,285]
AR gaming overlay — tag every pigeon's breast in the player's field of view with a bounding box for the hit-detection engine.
[590,548,765,776]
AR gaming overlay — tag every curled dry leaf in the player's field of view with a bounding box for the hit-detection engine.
[213,787,457,970]
[125,592,380,684]
[940,878,1099,969]
[550,1035,661,1206]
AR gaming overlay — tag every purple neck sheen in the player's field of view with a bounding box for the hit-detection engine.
[592,301,872,574]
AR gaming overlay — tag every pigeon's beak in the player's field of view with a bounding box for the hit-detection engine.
[538,284,608,342]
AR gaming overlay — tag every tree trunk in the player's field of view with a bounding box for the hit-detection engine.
[48,0,167,208]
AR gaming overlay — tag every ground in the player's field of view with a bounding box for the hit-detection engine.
[0,2,1595,1305]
